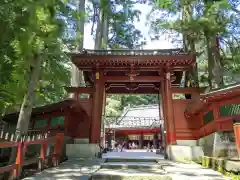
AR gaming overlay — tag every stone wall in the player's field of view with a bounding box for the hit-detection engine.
[198,133,215,156]
[198,131,238,159]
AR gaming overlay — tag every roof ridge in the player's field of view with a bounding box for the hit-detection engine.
[129,104,159,110]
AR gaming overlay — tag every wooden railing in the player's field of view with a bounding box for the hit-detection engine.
[0,132,64,179]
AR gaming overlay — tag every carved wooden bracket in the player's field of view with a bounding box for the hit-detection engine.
[126,64,139,81]
[125,83,139,91]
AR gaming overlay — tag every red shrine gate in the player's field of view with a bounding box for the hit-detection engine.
[1,49,240,178]
[66,49,201,146]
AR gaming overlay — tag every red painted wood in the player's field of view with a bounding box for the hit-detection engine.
[204,87,240,102]
[216,96,240,106]
[0,133,65,178]
[171,87,200,94]
[233,123,240,155]
[106,87,159,94]
[72,54,195,69]
[185,86,240,119]
[13,142,25,178]
[103,76,163,82]
[90,71,105,144]
[0,142,19,148]
[161,81,167,145]
[167,132,177,143]
[0,164,17,173]
[39,142,47,170]
[165,72,176,145]
[213,106,220,121]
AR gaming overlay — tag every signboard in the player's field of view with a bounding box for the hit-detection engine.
[128,135,140,140]
[144,134,153,140]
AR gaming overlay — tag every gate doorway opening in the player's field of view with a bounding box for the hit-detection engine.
[102,93,165,152]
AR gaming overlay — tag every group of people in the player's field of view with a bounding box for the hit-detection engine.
[112,140,155,152]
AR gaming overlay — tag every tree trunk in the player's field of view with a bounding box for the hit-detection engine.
[204,33,224,89]
[204,31,214,89]
[7,54,42,176]
[203,0,224,89]
[211,36,224,88]
[16,55,42,133]
[182,0,199,88]
[70,0,85,98]
[94,8,104,49]
[102,12,108,49]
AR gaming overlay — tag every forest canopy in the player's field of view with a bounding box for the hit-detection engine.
[0,0,240,131]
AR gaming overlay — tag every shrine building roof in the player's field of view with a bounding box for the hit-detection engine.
[71,49,195,70]
[106,104,163,129]
[2,99,83,124]
[202,84,240,102]
[185,84,240,118]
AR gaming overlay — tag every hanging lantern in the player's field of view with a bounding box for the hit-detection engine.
[96,72,100,80]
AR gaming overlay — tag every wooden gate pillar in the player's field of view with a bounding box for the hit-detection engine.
[162,72,176,145]
[139,133,144,149]
[89,71,105,144]
[233,119,240,157]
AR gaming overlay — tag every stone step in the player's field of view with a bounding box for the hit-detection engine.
[101,162,161,169]
[105,158,158,163]
[66,144,100,158]
[90,168,171,180]
[102,152,164,163]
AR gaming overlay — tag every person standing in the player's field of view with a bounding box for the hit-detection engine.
[121,140,127,152]
[147,141,153,152]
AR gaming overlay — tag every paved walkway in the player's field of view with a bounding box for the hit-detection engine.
[23,158,103,180]
[23,151,231,180]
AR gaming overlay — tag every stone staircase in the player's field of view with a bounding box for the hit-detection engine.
[90,152,172,180]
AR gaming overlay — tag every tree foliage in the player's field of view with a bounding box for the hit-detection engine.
[0,0,72,119]
[1,0,240,125]
[148,0,240,87]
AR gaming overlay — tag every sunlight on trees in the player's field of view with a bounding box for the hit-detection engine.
[0,0,239,130]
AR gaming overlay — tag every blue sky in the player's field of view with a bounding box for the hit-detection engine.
[83,3,176,49]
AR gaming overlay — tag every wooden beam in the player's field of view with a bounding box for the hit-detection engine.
[103,76,163,82]
[103,67,164,72]
[65,87,93,94]
[105,82,160,86]
[171,87,200,94]
[106,87,159,94]
[101,65,191,72]
[72,65,193,71]
[72,54,194,63]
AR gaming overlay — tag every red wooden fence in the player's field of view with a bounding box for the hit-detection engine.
[0,132,64,179]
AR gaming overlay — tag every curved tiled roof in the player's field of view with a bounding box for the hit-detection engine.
[71,49,195,68]
[107,104,163,129]
[73,48,188,56]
